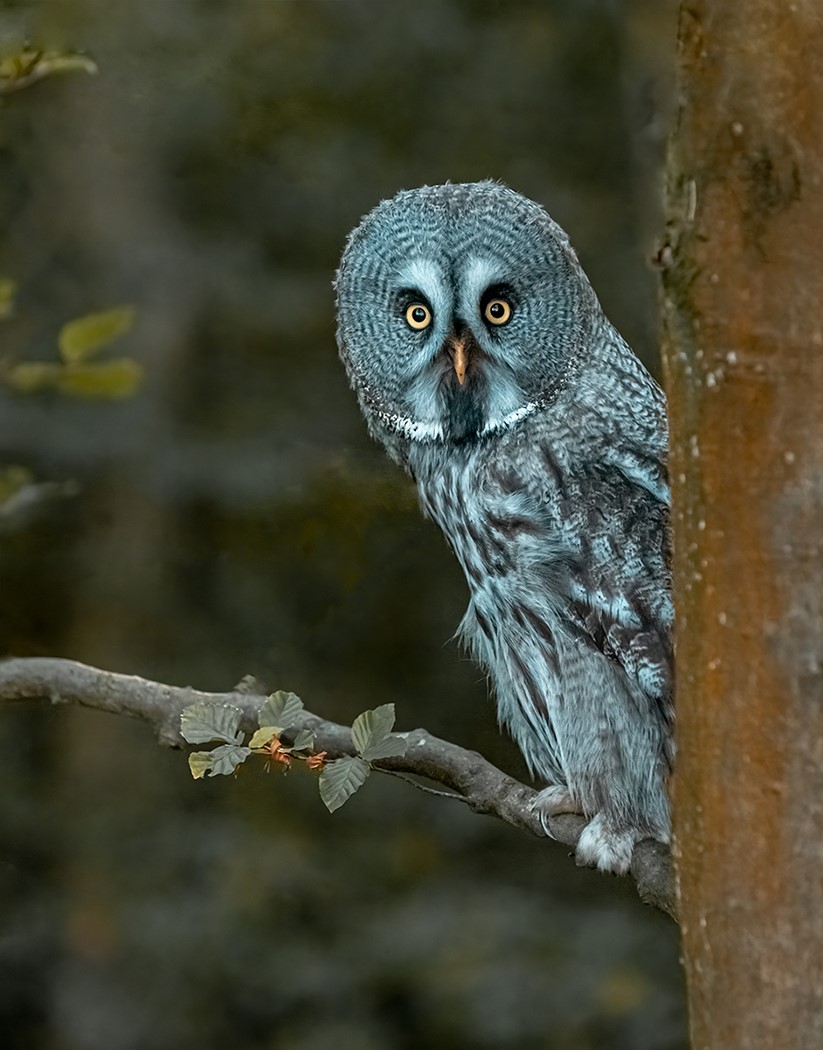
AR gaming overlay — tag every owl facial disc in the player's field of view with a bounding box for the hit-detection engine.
[336,181,599,449]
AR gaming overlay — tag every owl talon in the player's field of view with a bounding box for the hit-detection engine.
[531,785,582,839]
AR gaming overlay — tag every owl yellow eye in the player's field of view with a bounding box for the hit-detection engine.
[405,303,432,330]
[484,299,512,325]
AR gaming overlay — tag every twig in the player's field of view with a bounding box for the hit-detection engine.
[0,655,676,918]
[378,767,471,802]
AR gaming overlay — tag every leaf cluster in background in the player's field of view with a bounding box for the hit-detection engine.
[0,278,16,320]
[0,47,97,95]
[1,50,141,401]
[180,695,407,813]
[6,305,143,399]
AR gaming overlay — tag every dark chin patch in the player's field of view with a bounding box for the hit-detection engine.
[443,369,487,444]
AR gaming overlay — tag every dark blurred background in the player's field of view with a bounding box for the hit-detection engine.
[0,2,685,1048]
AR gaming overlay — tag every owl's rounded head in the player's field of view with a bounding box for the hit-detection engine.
[335,181,602,447]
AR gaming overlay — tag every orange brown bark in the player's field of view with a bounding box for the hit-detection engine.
[660,3,823,1047]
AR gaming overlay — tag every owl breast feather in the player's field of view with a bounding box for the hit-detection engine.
[408,422,673,840]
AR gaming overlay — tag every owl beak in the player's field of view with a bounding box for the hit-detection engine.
[451,338,469,386]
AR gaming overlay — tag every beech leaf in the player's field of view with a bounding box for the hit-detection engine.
[291,728,316,752]
[181,701,243,745]
[7,362,62,394]
[208,744,252,776]
[259,691,303,728]
[358,735,407,762]
[249,726,280,749]
[58,306,136,362]
[351,703,396,758]
[188,751,213,779]
[55,360,144,399]
[319,756,370,813]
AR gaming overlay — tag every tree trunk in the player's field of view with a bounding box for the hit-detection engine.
[660,3,823,1047]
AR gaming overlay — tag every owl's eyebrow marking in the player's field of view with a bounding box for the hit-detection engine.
[459,257,511,314]
[462,256,507,288]
[396,257,445,295]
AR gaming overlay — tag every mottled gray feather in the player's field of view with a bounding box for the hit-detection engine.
[336,181,673,873]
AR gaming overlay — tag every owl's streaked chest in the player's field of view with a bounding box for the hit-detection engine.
[409,437,574,781]
[413,445,520,589]
[408,427,577,579]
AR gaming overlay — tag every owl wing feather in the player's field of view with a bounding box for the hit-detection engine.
[518,439,674,736]
[566,450,673,739]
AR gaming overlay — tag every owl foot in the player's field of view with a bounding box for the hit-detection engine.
[575,814,638,875]
[530,785,582,840]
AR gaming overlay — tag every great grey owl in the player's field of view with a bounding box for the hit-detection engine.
[335,181,673,874]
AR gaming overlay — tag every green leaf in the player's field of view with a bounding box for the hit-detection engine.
[259,690,303,728]
[351,703,396,758]
[0,465,33,504]
[6,362,62,393]
[180,701,244,745]
[359,735,407,762]
[0,277,16,319]
[319,756,370,813]
[291,728,316,752]
[55,359,143,399]
[58,306,135,362]
[0,49,98,95]
[352,703,405,759]
[249,726,280,749]
[188,751,213,779]
[208,744,252,776]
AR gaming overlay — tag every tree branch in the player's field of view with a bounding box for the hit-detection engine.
[0,656,675,917]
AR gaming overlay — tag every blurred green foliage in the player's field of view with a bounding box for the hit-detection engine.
[0,46,97,95]
[7,302,142,397]
[0,2,686,1049]
[0,276,15,318]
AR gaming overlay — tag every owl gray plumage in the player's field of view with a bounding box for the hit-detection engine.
[335,181,673,874]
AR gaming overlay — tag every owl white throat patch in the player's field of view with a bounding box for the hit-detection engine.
[376,400,542,443]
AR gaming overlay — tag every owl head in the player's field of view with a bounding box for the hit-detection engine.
[335,182,604,452]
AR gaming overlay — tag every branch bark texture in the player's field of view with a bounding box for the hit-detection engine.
[0,655,674,916]
[661,2,823,1046]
